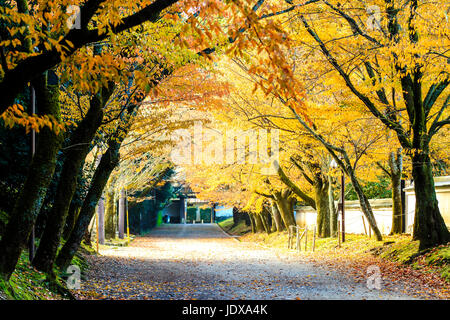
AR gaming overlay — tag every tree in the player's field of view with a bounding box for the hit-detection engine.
[211,56,400,239]
[260,0,450,248]
[0,72,63,280]
[32,81,115,273]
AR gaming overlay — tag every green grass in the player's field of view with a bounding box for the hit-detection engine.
[218,217,251,236]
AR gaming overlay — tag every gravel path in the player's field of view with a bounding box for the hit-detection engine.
[75,224,416,300]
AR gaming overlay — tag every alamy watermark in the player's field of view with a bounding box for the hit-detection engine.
[366,264,382,290]
[66,265,81,290]
[66,5,81,30]
[366,5,382,31]
[170,122,280,174]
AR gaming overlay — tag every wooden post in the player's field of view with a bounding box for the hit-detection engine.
[304,225,308,251]
[296,227,300,252]
[312,226,316,252]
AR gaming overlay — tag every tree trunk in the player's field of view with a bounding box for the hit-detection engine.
[104,178,116,239]
[329,176,338,237]
[56,63,170,269]
[264,206,273,233]
[270,199,284,232]
[412,151,450,250]
[249,213,255,233]
[32,85,113,273]
[63,201,81,240]
[62,166,85,240]
[0,74,63,281]
[259,208,271,234]
[55,140,121,270]
[389,150,403,235]
[253,213,265,233]
[314,177,331,238]
[273,189,296,229]
[347,169,383,241]
[83,229,92,247]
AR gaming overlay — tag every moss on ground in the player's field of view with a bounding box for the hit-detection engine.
[0,241,95,300]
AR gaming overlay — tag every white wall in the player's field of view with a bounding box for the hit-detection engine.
[295,199,394,235]
[295,176,450,235]
[404,176,450,233]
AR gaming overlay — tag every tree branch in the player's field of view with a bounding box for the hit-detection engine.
[299,14,411,149]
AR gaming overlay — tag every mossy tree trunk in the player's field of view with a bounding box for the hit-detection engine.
[389,150,403,235]
[314,176,330,238]
[412,151,450,250]
[104,176,117,239]
[270,200,283,232]
[56,63,172,269]
[62,169,85,240]
[63,202,81,240]
[273,189,296,229]
[32,83,114,273]
[0,73,63,280]
[55,140,121,270]
[252,213,265,233]
[329,176,338,237]
[259,207,271,234]
[249,213,255,233]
